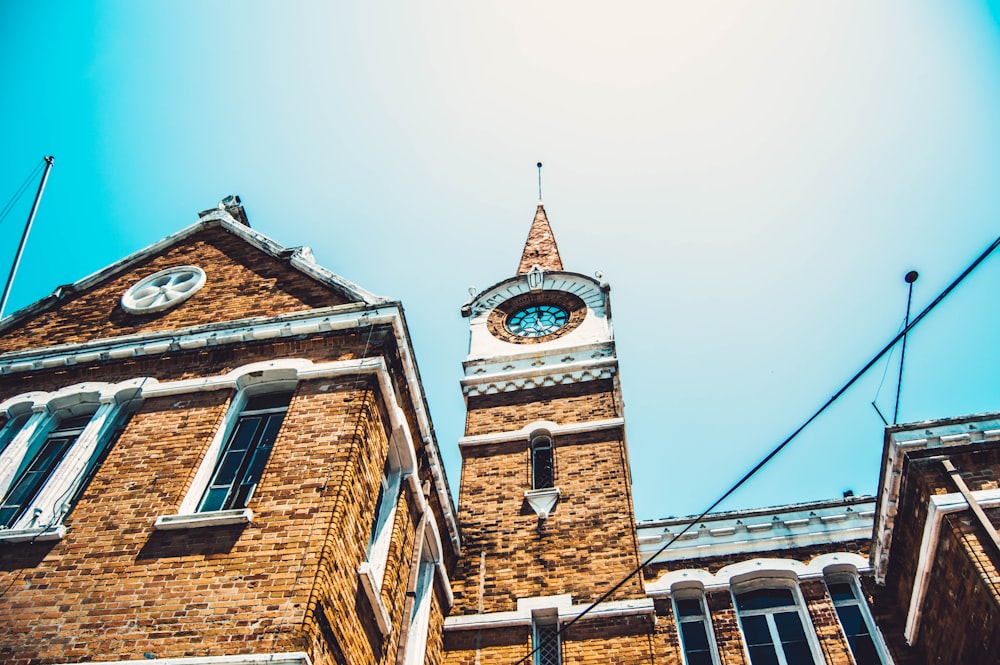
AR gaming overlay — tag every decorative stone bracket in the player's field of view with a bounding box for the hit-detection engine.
[525,487,561,519]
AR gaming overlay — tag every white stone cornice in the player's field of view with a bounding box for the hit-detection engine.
[58,654,311,665]
[443,597,654,631]
[461,358,617,396]
[459,418,624,448]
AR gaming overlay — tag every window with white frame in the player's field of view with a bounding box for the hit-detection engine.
[825,575,888,665]
[403,546,436,665]
[734,583,820,665]
[0,385,139,538]
[532,613,561,665]
[197,390,292,513]
[364,455,403,588]
[673,591,720,665]
[531,432,554,490]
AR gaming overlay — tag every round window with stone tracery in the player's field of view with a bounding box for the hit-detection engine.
[121,265,207,314]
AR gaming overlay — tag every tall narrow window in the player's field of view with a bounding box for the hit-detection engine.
[735,586,818,665]
[825,576,886,665]
[403,555,436,665]
[531,433,554,489]
[365,458,402,587]
[198,391,292,513]
[0,414,92,528]
[533,617,561,665]
[674,593,719,665]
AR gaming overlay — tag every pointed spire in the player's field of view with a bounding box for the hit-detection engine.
[517,203,564,275]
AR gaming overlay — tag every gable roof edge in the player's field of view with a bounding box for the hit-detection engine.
[0,211,389,334]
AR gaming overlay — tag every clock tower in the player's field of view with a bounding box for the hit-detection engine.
[444,203,654,663]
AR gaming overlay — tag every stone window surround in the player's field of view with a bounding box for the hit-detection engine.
[0,380,144,542]
[402,538,438,665]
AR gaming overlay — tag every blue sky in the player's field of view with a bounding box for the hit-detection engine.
[2,1,1000,520]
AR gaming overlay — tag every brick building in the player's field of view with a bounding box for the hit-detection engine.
[0,196,998,665]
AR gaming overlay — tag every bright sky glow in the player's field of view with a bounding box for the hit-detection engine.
[2,1,1000,520]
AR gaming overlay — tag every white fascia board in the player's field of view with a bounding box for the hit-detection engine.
[873,413,1000,583]
[0,214,386,333]
[640,527,876,565]
[0,307,461,557]
[459,418,624,448]
[443,598,654,631]
[903,488,1000,645]
[58,654,311,665]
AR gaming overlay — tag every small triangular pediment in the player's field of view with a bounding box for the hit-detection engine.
[0,215,386,354]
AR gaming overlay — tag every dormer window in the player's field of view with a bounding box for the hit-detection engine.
[531,432,554,489]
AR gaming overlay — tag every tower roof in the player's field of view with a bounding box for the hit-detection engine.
[516,204,564,275]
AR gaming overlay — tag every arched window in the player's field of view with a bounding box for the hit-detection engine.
[734,582,819,665]
[673,590,720,665]
[824,574,888,665]
[531,432,554,489]
[198,389,293,513]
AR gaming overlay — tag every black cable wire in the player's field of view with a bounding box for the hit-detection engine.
[511,232,1000,665]
[0,160,45,229]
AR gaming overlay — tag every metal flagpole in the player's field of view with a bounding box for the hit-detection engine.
[0,156,54,319]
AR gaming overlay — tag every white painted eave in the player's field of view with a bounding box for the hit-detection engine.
[443,597,654,631]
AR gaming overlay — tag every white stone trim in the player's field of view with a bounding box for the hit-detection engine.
[644,552,871,596]
[0,306,460,555]
[358,561,392,636]
[154,509,253,530]
[524,487,561,519]
[459,418,624,448]
[0,524,66,543]
[58,653,311,665]
[443,597,654,631]
[903,488,1000,645]
[461,358,617,396]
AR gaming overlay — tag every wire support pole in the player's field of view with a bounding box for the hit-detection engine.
[510,231,1000,665]
[1,156,54,319]
[894,271,918,424]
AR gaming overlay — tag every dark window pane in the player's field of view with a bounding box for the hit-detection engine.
[747,644,780,665]
[827,582,855,602]
[245,392,293,411]
[736,588,795,611]
[200,487,227,513]
[0,435,74,527]
[741,615,773,646]
[532,441,554,489]
[847,636,882,665]
[677,598,703,617]
[781,642,816,665]
[680,619,710,651]
[687,652,713,665]
[835,605,867,637]
[774,611,808,643]
[534,623,560,665]
[213,451,245,486]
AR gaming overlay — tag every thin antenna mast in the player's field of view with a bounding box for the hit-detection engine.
[1,156,54,319]
[537,162,543,202]
[894,270,919,423]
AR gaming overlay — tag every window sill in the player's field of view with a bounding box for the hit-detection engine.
[524,487,561,519]
[358,562,392,636]
[154,508,253,530]
[0,525,66,543]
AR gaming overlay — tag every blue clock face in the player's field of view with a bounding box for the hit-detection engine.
[506,304,569,338]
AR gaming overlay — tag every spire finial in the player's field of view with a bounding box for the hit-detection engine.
[537,162,543,203]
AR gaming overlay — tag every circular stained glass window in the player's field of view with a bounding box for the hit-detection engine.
[505,304,569,338]
[121,265,206,314]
